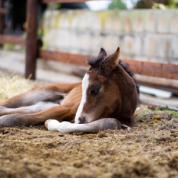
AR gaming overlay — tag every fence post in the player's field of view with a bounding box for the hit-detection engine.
[25,0,39,80]
[0,0,5,47]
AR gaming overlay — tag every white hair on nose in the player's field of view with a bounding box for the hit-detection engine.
[74,73,89,123]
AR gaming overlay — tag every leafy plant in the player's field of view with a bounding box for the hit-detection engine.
[108,0,127,10]
[135,0,178,9]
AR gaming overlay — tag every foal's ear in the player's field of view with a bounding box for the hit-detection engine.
[88,48,107,68]
[98,48,107,59]
[104,47,120,68]
[111,47,120,66]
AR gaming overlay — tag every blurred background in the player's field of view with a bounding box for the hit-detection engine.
[0,0,178,106]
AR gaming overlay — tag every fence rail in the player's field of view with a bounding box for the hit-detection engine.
[40,50,89,66]
[40,50,178,80]
[0,35,25,46]
[43,0,91,3]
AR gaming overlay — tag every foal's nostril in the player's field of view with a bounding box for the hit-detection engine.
[78,116,86,124]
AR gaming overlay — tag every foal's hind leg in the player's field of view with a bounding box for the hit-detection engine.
[0,84,82,127]
[0,106,72,127]
[0,105,73,127]
[0,82,80,108]
[0,102,59,116]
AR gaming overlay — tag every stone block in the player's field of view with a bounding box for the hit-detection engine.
[101,35,120,54]
[71,11,101,34]
[143,34,175,62]
[169,11,178,34]
[119,35,141,56]
[130,11,145,33]
[43,29,73,51]
[120,12,133,34]
[140,10,157,32]
[157,11,172,33]
[172,36,178,58]
[101,11,123,35]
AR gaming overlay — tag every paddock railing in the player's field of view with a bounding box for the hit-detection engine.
[0,0,177,93]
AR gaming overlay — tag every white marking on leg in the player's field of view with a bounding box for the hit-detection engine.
[45,119,61,131]
[74,73,89,123]
[45,119,74,133]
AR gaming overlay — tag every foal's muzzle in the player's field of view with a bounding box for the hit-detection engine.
[78,116,86,124]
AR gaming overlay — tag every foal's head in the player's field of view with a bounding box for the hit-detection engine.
[75,47,138,124]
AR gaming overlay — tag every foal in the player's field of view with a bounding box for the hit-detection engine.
[0,47,138,133]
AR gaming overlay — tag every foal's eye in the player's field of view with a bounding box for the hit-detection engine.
[90,85,101,96]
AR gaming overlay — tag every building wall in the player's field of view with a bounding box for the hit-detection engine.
[42,9,178,63]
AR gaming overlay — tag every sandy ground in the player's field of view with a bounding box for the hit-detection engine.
[0,75,178,178]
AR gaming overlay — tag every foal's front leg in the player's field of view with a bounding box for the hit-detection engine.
[45,118,122,133]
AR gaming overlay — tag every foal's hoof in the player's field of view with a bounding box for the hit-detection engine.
[45,120,73,133]
[45,119,60,131]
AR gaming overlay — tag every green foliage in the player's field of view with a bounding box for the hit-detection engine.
[156,109,178,117]
[135,0,178,9]
[168,0,178,8]
[48,3,61,10]
[135,0,153,9]
[108,0,127,10]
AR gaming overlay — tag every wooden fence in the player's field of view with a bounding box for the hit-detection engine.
[0,0,178,93]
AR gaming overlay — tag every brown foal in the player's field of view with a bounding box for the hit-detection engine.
[0,47,138,133]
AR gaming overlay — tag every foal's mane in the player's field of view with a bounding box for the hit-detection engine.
[119,61,139,94]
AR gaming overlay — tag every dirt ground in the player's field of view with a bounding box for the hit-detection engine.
[0,75,178,178]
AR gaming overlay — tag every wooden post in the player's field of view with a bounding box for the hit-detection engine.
[25,0,39,80]
[0,0,5,48]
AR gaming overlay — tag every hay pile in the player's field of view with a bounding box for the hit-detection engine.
[0,73,33,101]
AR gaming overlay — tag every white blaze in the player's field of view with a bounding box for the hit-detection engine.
[74,73,89,123]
